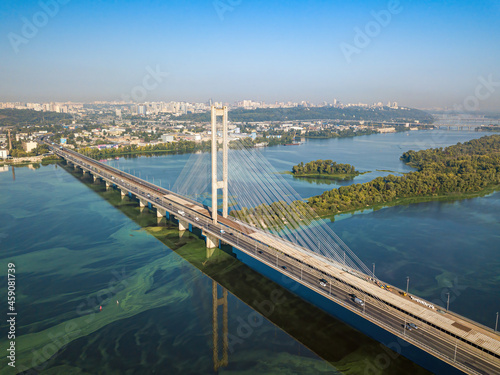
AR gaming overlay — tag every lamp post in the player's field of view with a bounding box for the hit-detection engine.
[372,263,375,279]
[406,276,410,295]
[495,312,499,332]
[446,292,450,312]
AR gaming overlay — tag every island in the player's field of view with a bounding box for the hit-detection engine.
[291,160,360,179]
[230,135,500,226]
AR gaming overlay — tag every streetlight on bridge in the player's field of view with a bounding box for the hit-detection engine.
[495,312,499,332]
[406,276,409,295]
[372,263,375,279]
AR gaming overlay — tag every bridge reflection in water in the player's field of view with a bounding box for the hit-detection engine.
[212,281,229,371]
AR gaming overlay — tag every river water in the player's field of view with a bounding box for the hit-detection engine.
[0,129,498,374]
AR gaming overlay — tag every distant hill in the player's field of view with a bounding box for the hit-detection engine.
[175,106,434,123]
[0,109,72,127]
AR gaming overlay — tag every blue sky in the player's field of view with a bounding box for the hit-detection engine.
[1,0,499,110]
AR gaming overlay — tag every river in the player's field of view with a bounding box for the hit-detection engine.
[0,129,498,374]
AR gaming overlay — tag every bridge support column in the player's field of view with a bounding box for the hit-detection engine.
[139,199,147,208]
[120,189,128,197]
[204,232,218,249]
[83,170,89,175]
[93,175,99,183]
[178,219,189,231]
[105,181,112,190]
[74,164,79,171]
[156,207,166,218]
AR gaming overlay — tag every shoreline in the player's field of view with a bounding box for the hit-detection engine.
[282,170,363,180]
[318,184,500,221]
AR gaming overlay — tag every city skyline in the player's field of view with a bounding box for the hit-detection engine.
[1,0,500,110]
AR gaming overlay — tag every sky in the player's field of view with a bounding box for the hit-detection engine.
[1,0,499,110]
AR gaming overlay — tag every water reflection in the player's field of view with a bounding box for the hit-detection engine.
[212,281,228,372]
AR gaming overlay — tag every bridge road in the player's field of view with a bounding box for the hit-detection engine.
[43,138,500,375]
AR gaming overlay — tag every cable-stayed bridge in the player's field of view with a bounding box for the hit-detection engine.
[40,107,500,375]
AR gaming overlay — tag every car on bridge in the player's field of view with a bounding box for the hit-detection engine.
[353,297,365,306]
[406,323,418,331]
[319,278,327,287]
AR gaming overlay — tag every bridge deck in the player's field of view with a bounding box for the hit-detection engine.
[248,231,500,356]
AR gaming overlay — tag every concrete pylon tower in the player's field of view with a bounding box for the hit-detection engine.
[211,105,228,224]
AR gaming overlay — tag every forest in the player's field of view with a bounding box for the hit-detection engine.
[309,135,500,214]
[0,109,72,127]
[231,135,500,222]
[175,106,434,124]
[292,160,359,178]
[304,128,377,138]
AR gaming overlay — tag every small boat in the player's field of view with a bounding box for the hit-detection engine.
[284,143,301,146]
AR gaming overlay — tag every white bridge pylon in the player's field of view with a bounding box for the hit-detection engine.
[211,106,228,224]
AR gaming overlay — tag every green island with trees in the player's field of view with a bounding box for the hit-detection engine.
[291,160,360,179]
[230,135,500,224]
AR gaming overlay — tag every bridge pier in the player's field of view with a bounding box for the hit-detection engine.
[105,181,112,190]
[178,219,189,232]
[155,206,166,218]
[139,199,148,208]
[93,175,99,183]
[120,189,128,197]
[204,232,219,249]
[82,170,89,176]
[74,164,79,171]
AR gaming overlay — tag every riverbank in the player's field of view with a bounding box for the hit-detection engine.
[283,171,364,180]
[322,183,500,221]
[0,155,59,167]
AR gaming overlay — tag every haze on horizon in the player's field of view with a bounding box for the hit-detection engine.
[1,0,499,111]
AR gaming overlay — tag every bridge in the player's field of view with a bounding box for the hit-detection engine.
[434,124,479,131]
[40,107,500,375]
